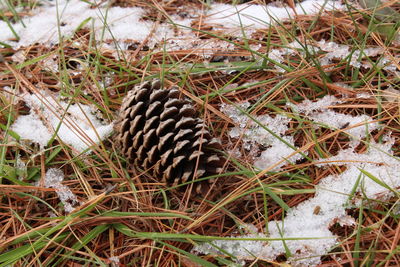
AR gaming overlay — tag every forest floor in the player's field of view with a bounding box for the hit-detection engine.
[0,0,400,266]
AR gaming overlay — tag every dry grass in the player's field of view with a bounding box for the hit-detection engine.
[0,0,400,266]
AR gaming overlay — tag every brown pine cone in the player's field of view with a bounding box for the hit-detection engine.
[114,79,224,191]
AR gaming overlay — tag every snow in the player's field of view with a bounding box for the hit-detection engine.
[293,95,342,114]
[207,0,344,31]
[378,56,400,75]
[0,0,171,48]
[44,168,80,213]
[41,54,59,72]
[264,40,320,72]
[1,0,395,73]
[11,50,27,64]
[291,95,379,147]
[15,153,27,180]
[254,136,303,171]
[266,49,288,73]
[221,95,378,172]
[194,138,399,266]
[166,38,236,59]
[310,110,377,146]
[11,112,53,148]
[316,137,400,199]
[11,90,113,153]
[317,40,399,75]
[108,256,120,266]
[220,101,305,171]
[382,86,400,102]
[205,95,392,266]
[0,0,345,52]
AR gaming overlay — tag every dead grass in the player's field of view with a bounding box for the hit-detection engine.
[1,0,400,266]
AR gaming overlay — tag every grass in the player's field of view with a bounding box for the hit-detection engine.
[0,0,400,266]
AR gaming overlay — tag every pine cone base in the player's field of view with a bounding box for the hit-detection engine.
[115,80,223,191]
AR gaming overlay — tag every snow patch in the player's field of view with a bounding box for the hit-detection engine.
[265,40,320,72]
[221,95,378,171]
[0,0,176,48]
[317,40,399,75]
[291,95,378,147]
[1,0,345,52]
[108,256,120,266]
[382,86,400,103]
[208,96,390,265]
[220,102,304,171]
[194,138,399,266]
[44,168,80,213]
[11,50,27,64]
[293,94,341,114]
[207,0,344,33]
[11,112,53,148]
[11,91,113,153]
[15,153,27,180]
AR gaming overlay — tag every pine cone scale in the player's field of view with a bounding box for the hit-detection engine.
[158,133,174,152]
[143,129,156,149]
[143,116,159,133]
[129,101,145,118]
[174,140,191,154]
[132,130,143,149]
[149,90,168,103]
[160,106,179,120]
[135,88,149,102]
[156,119,175,136]
[120,118,130,133]
[174,129,193,142]
[146,101,162,118]
[165,99,181,108]
[160,149,173,166]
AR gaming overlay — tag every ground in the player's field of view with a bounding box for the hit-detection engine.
[0,0,400,266]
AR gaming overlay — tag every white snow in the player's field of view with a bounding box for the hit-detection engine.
[41,54,59,72]
[11,112,53,148]
[316,138,400,199]
[194,137,399,266]
[44,168,80,213]
[166,38,236,59]
[207,95,393,266]
[266,49,288,72]
[192,37,397,75]
[377,56,400,76]
[220,102,304,171]
[221,95,378,172]
[317,40,399,74]
[15,153,28,180]
[293,94,342,114]
[11,50,27,64]
[291,95,379,147]
[254,136,303,171]
[310,110,377,146]
[11,90,113,153]
[264,40,320,72]
[0,0,345,52]
[382,86,400,102]
[0,0,172,48]
[207,0,344,31]
[108,256,120,266]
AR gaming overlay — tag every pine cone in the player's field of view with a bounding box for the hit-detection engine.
[115,80,223,191]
